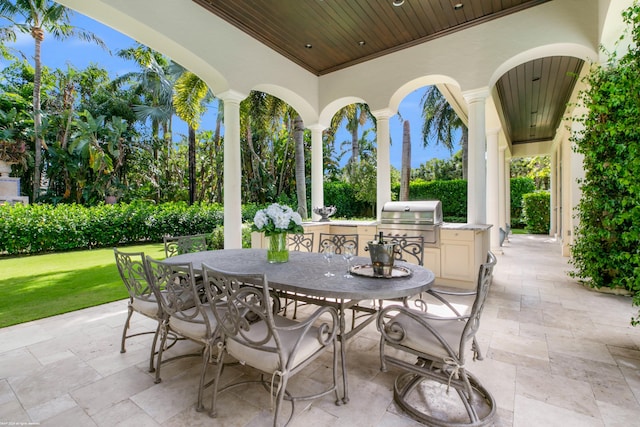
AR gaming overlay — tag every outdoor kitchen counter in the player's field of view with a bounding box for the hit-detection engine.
[252,221,491,289]
[300,220,378,227]
[441,223,492,231]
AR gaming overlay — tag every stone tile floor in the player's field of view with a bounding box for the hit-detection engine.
[1,234,640,426]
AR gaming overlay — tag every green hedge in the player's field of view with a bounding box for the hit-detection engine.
[0,201,225,255]
[328,178,535,224]
[522,191,550,234]
[1,177,546,255]
[510,177,536,228]
[324,181,370,218]
[406,180,467,220]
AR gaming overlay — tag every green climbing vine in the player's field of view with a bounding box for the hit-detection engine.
[570,2,640,324]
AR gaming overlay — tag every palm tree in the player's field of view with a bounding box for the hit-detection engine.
[400,120,411,200]
[329,103,374,165]
[0,24,17,59]
[292,114,307,218]
[240,91,306,208]
[0,0,107,200]
[172,65,211,204]
[114,45,174,200]
[420,86,468,179]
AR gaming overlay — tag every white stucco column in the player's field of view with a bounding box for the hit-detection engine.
[372,109,393,220]
[550,148,558,237]
[505,161,511,229]
[498,146,507,236]
[463,89,489,224]
[486,127,501,253]
[219,90,246,249]
[309,124,325,221]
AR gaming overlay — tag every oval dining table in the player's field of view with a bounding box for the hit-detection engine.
[163,248,436,403]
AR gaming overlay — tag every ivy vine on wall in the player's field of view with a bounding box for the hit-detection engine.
[569,2,640,324]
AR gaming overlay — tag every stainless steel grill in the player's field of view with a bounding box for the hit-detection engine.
[379,201,443,247]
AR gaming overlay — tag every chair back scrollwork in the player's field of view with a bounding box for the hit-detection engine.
[145,258,205,325]
[164,234,208,258]
[288,232,315,252]
[318,233,359,255]
[380,234,425,266]
[113,247,164,371]
[114,248,157,310]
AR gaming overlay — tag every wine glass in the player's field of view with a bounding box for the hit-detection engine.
[342,242,355,278]
[322,241,336,277]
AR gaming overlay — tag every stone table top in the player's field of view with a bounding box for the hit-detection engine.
[164,248,435,300]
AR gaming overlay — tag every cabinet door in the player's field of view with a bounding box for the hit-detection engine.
[440,240,474,282]
[423,248,441,277]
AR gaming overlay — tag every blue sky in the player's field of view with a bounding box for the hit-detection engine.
[5,12,460,169]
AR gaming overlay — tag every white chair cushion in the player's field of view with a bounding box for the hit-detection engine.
[226,315,325,374]
[168,305,216,342]
[389,313,466,360]
[131,298,160,318]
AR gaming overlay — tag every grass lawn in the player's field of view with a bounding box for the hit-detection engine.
[0,243,165,328]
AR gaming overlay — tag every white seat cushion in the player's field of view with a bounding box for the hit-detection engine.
[226,315,325,374]
[131,298,161,318]
[389,313,466,360]
[168,305,217,342]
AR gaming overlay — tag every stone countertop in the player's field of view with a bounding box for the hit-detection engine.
[441,223,492,231]
[301,220,491,231]
[301,220,378,227]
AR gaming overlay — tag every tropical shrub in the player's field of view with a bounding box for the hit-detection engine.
[569,2,640,324]
[522,192,550,234]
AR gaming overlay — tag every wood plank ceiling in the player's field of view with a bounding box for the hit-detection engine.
[496,56,584,144]
[192,0,583,146]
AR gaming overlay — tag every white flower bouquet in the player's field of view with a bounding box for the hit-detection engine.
[251,203,304,236]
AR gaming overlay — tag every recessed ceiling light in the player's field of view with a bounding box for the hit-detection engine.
[453,3,463,10]
[358,40,366,46]
[392,0,405,6]
[305,43,312,49]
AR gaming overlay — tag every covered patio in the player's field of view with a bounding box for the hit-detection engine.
[2,234,639,426]
[56,0,633,257]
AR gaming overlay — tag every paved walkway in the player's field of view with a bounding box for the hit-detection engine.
[1,234,639,426]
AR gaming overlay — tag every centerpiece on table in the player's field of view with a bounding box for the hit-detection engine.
[251,203,304,263]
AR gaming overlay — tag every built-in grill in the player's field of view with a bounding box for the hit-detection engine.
[379,200,443,247]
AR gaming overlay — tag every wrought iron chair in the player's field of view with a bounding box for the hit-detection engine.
[389,235,424,266]
[113,248,164,373]
[144,257,220,413]
[318,233,359,255]
[283,232,315,318]
[374,235,426,308]
[377,252,497,427]
[201,264,341,425]
[287,232,314,252]
[163,233,209,258]
[423,252,497,361]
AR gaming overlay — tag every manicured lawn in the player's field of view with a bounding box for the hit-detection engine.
[0,243,165,328]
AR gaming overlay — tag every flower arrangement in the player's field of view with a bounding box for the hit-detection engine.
[251,203,304,236]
